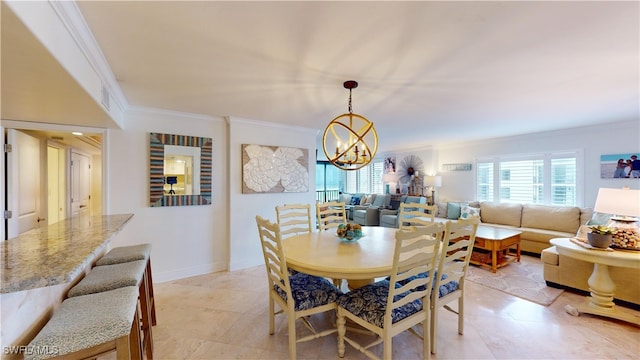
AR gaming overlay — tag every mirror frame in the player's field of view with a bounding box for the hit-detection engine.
[149,132,212,207]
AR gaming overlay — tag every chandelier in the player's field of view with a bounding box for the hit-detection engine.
[322,80,378,171]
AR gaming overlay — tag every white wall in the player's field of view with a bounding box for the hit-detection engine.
[106,108,229,282]
[433,120,639,207]
[228,117,317,271]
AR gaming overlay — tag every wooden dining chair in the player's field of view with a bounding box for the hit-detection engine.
[255,216,341,360]
[430,216,479,355]
[316,201,347,231]
[275,203,312,238]
[336,222,445,360]
[398,203,437,230]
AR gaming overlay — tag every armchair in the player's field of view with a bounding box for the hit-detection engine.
[352,194,390,226]
[379,195,427,228]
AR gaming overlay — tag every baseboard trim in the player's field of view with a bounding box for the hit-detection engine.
[154,261,227,283]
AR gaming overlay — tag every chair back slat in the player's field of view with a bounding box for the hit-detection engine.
[316,201,347,231]
[276,203,313,238]
[256,216,294,304]
[398,203,437,229]
[386,222,445,326]
[433,216,480,300]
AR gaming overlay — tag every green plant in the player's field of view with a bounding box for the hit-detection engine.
[589,225,613,235]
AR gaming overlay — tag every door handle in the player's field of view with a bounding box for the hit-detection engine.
[37,217,46,223]
[79,205,87,208]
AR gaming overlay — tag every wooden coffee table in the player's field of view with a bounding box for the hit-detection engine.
[469,226,522,273]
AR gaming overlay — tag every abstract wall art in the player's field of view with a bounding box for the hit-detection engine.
[242,144,309,193]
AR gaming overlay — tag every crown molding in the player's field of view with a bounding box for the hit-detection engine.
[226,117,318,134]
[127,106,225,123]
[49,1,128,114]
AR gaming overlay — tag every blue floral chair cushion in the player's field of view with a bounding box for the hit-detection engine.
[275,273,341,311]
[392,271,460,298]
[336,280,423,328]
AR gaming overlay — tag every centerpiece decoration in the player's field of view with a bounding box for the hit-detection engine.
[336,223,363,242]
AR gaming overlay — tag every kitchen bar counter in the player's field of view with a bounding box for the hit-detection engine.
[1,214,134,294]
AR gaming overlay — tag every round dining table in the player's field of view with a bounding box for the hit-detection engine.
[282,226,398,287]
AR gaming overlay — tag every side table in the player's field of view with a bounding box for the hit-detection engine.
[550,238,640,326]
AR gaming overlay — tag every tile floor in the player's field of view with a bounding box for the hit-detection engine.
[143,256,639,359]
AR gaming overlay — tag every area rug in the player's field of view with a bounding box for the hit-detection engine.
[465,256,564,306]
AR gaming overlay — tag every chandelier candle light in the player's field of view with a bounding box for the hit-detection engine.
[322,80,378,171]
[593,187,640,249]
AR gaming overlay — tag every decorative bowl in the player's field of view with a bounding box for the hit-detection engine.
[336,223,363,242]
[337,234,363,243]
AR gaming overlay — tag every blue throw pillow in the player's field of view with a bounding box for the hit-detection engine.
[447,202,461,219]
[350,196,361,205]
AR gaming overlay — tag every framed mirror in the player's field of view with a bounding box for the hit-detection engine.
[149,132,212,207]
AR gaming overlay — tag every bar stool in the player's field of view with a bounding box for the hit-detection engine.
[68,260,153,359]
[26,286,142,360]
[96,244,156,326]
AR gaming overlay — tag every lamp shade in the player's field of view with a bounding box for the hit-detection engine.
[425,175,442,188]
[382,173,398,183]
[593,188,640,217]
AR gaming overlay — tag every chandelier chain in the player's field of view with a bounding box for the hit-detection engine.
[348,89,353,114]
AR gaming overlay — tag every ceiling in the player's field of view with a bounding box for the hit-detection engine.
[5,1,640,153]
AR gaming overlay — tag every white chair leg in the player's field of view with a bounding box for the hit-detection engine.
[430,307,438,354]
[337,312,346,358]
[288,315,297,359]
[458,297,464,335]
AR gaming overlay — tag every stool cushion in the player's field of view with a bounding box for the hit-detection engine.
[96,244,152,266]
[26,286,139,360]
[68,260,146,297]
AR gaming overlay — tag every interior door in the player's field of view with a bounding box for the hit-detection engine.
[71,151,90,216]
[6,129,43,239]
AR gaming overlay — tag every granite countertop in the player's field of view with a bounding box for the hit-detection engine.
[0,214,134,294]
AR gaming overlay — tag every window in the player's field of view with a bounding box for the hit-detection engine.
[476,152,580,206]
[344,161,384,194]
[316,162,343,202]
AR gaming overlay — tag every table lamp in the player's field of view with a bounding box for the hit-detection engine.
[593,187,640,249]
[425,175,442,205]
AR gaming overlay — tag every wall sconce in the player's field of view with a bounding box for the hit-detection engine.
[322,80,378,171]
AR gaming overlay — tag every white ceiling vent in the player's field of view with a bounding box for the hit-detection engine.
[101,83,110,111]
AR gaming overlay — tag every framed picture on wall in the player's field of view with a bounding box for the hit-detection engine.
[384,156,396,174]
[600,153,640,179]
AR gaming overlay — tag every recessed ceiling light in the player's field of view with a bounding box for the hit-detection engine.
[72,132,83,136]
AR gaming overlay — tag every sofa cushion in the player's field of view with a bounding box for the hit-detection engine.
[435,202,448,218]
[339,194,352,204]
[541,246,559,266]
[518,227,574,244]
[521,204,580,233]
[372,194,389,207]
[460,205,480,219]
[586,211,611,226]
[350,196,361,205]
[446,202,463,219]
[480,202,522,227]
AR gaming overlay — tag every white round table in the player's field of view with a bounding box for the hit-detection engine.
[550,238,640,325]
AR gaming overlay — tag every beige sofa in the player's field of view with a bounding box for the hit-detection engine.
[434,201,592,254]
[541,245,640,306]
